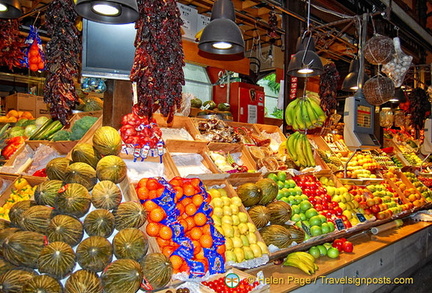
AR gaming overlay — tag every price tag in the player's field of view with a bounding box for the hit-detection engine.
[356,213,367,222]
[334,218,346,230]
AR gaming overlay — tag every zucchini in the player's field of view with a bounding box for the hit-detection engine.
[29,119,53,140]
[37,120,64,140]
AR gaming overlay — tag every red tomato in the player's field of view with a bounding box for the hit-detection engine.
[342,241,354,253]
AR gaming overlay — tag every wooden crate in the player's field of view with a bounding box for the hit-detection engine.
[253,123,286,143]
[153,113,201,141]
[0,175,46,207]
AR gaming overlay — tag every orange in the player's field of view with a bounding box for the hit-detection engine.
[189,227,203,240]
[195,249,206,260]
[202,223,212,235]
[185,203,197,216]
[21,111,33,119]
[193,212,207,227]
[178,219,188,231]
[176,203,185,216]
[190,178,201,188]
[137,187,149,200]
[149,207,166,223]
[192,240,202,255]
[156,237,170,247]
[169,177,183,187]
[6,110,18,118]
[217,244,226,255]
[137,178,149,188]
[170,255,184,270]
[147,178,162,190]
[143,200,158,212]
[185,217,196,231]
[181,197,192,207]
[192,194,204,207]
[173,186,184,201]
[159,225,173,240]
[146,222,160,237]
[200,234,213,248]
[162,245,176,258]
[183,184,196,196]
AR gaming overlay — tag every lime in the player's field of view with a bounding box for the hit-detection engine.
[309,246,321,259]
[277,181,285,189]
[277,171,287,182]
[327,247,340,259]
[317,244,327,256]
[317,214,327,224]
[327,221,336,232]
[287,195,296,205]
[310,225,322,237]
[305,208,318,219]
[299,200,312,212]
[267,173,278,182]
[321,222,331,234]
[291,204,300,214]
[291,214,302,222]
[299,213,307,221]
[309,215,322,226]
[300,194,309,201]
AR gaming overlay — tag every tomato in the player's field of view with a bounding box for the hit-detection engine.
[342,241,354,253]
[332,239,345,251]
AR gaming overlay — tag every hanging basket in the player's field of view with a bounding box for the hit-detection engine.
[363,75,395,106]
[364,34,395,65]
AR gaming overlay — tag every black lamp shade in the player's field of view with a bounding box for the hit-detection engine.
[75,0,139,24]
[287,36,323,77]
[0,0,22,19]
[341,58,369,92]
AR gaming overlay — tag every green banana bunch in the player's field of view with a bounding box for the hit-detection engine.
[285,132,316,168]
[283,251,319,275]
[285,96,327,130]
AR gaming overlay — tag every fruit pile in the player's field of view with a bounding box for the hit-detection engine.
[385,170,427,207]
[401,152,422,167]
[308,238,353,260]
[406,172,432,202]
[0,178,36,220]
[344,152,380,179]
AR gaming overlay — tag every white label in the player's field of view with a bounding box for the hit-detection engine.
[248,105,257,124]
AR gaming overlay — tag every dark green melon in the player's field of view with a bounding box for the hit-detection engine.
[22,274,63,293]
[267,201,292,225]
[282,224,306,244]
[76,236,113,273]
[83,209,115,238]
[71,143,99,168]
[46,157,71,181]
[91,180,122,210]
[92,126,122,157]
[248,205,270,229]
[64,269,103,293]
[0,219,11,230]
[2,231,46,268]
[113,201,147,231]
[38,241,76,280]
[0,269,37,293]
[0,228,20,257]
[34,180,63,207]
[55,183,92,218]
[64,162,98,191]
[140,253,173,290]
[101,259,143,293]
[259,224,293,248]
[0,257,17,275]
[8,200,37,227]
[47,214,84,247]
[96,155,127,184]
[256,178,279,205]
[236,183,262,207]
[19,205,54,233]
[113,228,148,261]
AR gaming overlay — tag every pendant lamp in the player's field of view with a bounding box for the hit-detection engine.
[198,0,244,55]
[342,56,369,92]
[287,35,324,77]
[75,0,139,24]
[0,0,22,19]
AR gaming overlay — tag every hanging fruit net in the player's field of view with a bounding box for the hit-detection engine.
[381,37,412,88]
[363,75,395,105]
[364,34,394,65]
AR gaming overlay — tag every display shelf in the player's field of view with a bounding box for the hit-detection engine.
[153,113,201,141]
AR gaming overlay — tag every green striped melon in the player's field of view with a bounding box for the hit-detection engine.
[83,209,115,238]
[71,143,99,168]
[0,269,37,293]
[9,200,37,227]
[114,201,147,230]
[19,205,54,233]
[96,155,127,184]
[92,126,122,157]
[140,253,173,290]
[34,180,63,207]
[0,219,10,230]
[46,214,84,247]
[91,180,122,210]
[64,162,98,191]
[46,157,71,181]
[101,259,143,293]
[55,183,92,218]
[113,228,148,261]
[0,228,20,257]
[22,275,63,293]
[2,230,46,268]
[76,236,113,273]
[0,257,17,275]
[38,241,76,280]
[64,269,103,293]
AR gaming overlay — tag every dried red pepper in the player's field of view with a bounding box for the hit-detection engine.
[319,62,340,115]
[0,19,25,70]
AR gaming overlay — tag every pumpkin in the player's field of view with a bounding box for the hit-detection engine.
[83,209,115,238]
[64,269,103,293]
[0,219,11,230]
[71,143,99,168]
[259,224,293,248]
[236,183,262,207]
[0,257,17,275]
[46,157,71,181]
[140,253,173,290]
[113,228,148,261]
[55,183,92,218]
[256,178,279,205]
[19,205,54,233]
[267,201,292,225]
[38,241,76,280]
[96,155,127,184]
[9,200,37,227]
[34,180,63,207]
[2,230,46,268]
[91,180,122,210]
[101,259,143,293]
[22,274,64,293]
[0,228,20,257]
[47,214,84,247]
[92,126,122,157]
[76,236,113,273]
[248,205,270,229]
[114,201,147,230]
[64,162,98,191]
[0,269,37,293]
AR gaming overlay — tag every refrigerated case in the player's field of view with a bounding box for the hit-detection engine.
[213,82,265,124]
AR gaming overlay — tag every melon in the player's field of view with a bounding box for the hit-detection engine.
[91,180,122,210]
[64,269,103,293]
[236,183,262,207]
[248,205,270,228]
[101,259,143,293]
[34,180,63,207]
[96,155,127,184]
[83,209,115,238]
[19,205,54,233]
[46,157,71,181]
[47,214,84,247]
[92,126,122,157]
[22,274,64,293]
[256,178,279,205]
[0,219,10,230]
[0,228,20,257]
[114,201,147,230]
[259,224,293,248]
[55,183,92,218]
[282,224,306,244]
[64,162,98,191]
[0,269,37,293]
[76,236,113,273]
[113,228,148,261]
[8,200,37,227]
[0,257,17,275]
[71,143,99,168]
[267,201,292,225]
[2,230,46,268]
[140,253,173,290]
[38,241,76,280]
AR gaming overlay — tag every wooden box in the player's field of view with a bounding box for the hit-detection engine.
[0,175,46,207]
[153,113,200,141]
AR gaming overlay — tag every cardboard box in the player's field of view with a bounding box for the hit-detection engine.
[5,93,50,118]
[177,2,198,40]
[35,96,51,117]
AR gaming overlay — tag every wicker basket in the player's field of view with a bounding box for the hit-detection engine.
[364,34,395,65]
[363,75,395,106]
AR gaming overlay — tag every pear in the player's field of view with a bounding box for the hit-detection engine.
[247,232,257,244]
[237,223,249,235]
[232,236,243,248]
[240,234,250,246]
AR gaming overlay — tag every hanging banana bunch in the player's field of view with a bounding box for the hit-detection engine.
[285,131,316,168]
[285,95,327,130]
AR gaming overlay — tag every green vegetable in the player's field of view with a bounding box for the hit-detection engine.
[8,126,25,138]
[29,119,64,140]
[70,116,98,141]
[35,116,50,127]
[15,119,28,127]
[24,124,37,137]
[52,130,72,141]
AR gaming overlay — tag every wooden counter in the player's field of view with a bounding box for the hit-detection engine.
[246,219,432,292]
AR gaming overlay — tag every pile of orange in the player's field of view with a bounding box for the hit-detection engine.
[0,110,34,123]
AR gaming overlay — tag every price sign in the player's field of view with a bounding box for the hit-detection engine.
[356,213,367,222]
[334,218,346,230]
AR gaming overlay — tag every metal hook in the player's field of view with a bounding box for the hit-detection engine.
[33,11,40,27]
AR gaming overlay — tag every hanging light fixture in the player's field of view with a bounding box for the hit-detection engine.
[198,0,244,55]
[0,0,22,19]
[75,0,139,24]
[342,56,369,92]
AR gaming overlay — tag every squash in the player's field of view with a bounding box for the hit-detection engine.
[64,162,98,191]
[256,178,279,205]
[19,205,54,233]
[34,180,63,207]
[8,200,37,227]
[64,269,103,293]
[22,275,63,293]
[46,157,71,181]
[140,253,173,290]
[47,214,84,247]
[71,143,99,168]
[83,209,115,238]
[92,126,122,157]
[101,259,143,293]
[2,230,46,268]
[236,183,262,207]
[91,180,122,210]
[0,257,17,275]
[38,241,76,280]
[76,236,113,273]
[114,201,147,231]
[55,183,92,218]
[96,155,127,184]
[113,228,148,261]
[267,201,292,225]
[248,205,270,229]
[0,269,37,293]
[259,224,293,248]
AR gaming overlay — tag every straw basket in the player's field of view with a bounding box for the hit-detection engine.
[364,34,395,65]
[363,75,395,106]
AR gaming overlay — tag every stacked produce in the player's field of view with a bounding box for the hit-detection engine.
[404,172,432,203]
[0,178,35,221]
[285,95,327,130]
[0,110,34,123]
[285,132,316,168]
[209,151,249,173]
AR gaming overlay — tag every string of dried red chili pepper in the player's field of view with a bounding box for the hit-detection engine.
[319,62,340,115]
[43,0,81,125]
[0,19,25,70]
[130,0,185,122]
